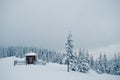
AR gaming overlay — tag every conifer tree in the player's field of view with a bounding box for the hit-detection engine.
[65,32,74,72]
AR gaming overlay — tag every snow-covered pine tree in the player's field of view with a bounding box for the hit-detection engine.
[95,53,105,74]
[86,49,90,65]
[62,53,68,64]
[102,53,107,73]
[110,53,120,75]
[117,53,120,75]
[77,48,89,73]
[90,54,94,69]
[0,47,3,58]
[0,47,5,58]
[65,31,75,72]
[94,53,109,74]
[15,47,24,58]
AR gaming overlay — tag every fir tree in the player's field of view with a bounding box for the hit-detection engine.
[102,54,107,73]
[77,48,89,73]
[95,53,104,74]
[90,54,94,69]
[65,32,75,72]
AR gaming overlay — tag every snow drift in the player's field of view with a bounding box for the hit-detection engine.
[0,57,120,80]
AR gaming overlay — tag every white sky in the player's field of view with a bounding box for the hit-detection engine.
[0,0,120,51]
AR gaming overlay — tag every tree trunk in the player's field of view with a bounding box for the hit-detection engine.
[67,59,69,72]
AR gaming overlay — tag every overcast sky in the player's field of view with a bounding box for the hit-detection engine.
[0,0,120,51]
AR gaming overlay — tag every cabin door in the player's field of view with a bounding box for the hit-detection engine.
[29,57,33,63]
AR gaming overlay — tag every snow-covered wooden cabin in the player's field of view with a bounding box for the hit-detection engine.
[25,52,37,64]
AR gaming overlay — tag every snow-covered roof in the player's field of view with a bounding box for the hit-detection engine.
[25,52,37,56]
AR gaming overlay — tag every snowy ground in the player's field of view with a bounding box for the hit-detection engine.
[0,57,120,80]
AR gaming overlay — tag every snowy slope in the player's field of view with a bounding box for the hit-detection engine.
[0,57,120,80]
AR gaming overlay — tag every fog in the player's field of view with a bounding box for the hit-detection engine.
[0,0,120,51]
